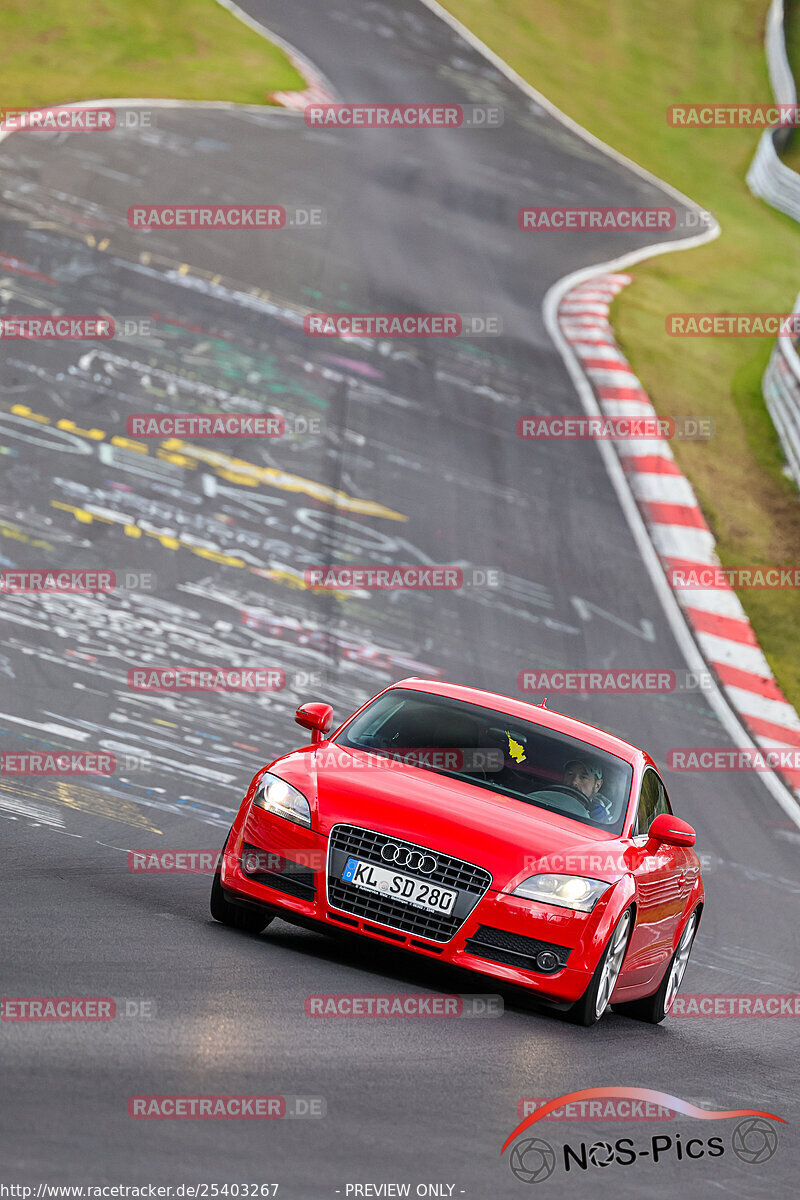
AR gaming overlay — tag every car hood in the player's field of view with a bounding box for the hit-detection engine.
[269,743,622,890]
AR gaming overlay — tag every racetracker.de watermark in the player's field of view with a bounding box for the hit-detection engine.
[520,851,654,873]
[126,412,322,437]
[1,569,115,593]
[518,1097,676,1120]
[667,103,800,127]
[0,752,116,776]
[519,207,678,230]
[0,317,113,339]
[1,997,155,1020]
[128,848,327,873]
[667,313,800,336]
[303,566,500,590]
[304,994,503,1017]
[304,103,503,128]
[671,995,800,1017]
[126,414,292,438]
[0,106,116,131]
[127,206,325,229]
[668,565,800,589]
[127,1095,325,1119]
[303,313,501,337]
[667,748,800,772]
[127,668,285,691]
[129,849,225,873]
[0,570,156,593]
[516,416,713,440]
[518,669,714,693]
[279,747,504,772]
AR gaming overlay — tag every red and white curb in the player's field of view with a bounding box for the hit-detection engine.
[271,72,336,111]
[559,272,800,795]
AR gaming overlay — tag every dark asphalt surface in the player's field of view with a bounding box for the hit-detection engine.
[1,0,798,1195]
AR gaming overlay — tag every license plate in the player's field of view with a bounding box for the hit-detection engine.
[341,856,457,915]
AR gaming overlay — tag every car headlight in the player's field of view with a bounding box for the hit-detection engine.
[252,773,311,828]
[512,873,611,913]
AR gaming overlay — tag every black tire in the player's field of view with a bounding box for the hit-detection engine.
[564,906,634,1026]
[209,830,274,935]
[612,910,698,1024]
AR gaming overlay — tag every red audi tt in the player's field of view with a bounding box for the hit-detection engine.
[210,678,703,1025]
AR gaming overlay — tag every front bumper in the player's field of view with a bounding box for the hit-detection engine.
[221,807,625,1004]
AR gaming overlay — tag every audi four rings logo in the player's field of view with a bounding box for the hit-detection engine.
[380,843,438,874]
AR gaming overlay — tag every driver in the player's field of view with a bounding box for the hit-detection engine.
[562,759,613,823]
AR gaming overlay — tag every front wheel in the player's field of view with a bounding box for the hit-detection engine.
[612,911,698,1024]
[209,830,274,935]
[565,906,634,1026]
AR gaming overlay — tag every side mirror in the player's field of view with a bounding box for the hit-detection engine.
[295,702,333,745]
[645,812,696,852]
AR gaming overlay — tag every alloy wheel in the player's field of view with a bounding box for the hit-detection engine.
[664,915,697,1014]
[594,909,632,1019]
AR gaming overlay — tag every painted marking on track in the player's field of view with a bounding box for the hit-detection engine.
[6,403,406,520]
[0,793,65,826]
[0,777,161,833]
[50,781,163,833]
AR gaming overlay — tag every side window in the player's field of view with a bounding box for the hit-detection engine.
[633,769,671,836]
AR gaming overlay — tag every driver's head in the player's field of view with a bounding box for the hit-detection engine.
[563,758,603,800]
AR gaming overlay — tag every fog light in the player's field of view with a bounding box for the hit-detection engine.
[536,950,559,972]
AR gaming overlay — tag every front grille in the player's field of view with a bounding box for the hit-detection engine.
[329,824,490,892]
[327,823,492,944]
[241,842,316,901]
[465,925,570,973]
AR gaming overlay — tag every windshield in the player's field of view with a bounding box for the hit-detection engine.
[334,688,634,834]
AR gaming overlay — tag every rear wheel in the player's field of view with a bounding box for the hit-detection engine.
[565,907,633,1026]
[209,829,274,935]
[612,911,698,1024]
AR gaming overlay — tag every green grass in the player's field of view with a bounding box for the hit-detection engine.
[442,0,800,711]
[0,0,305,110]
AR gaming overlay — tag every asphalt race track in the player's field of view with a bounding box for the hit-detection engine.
[1,0,798,1194]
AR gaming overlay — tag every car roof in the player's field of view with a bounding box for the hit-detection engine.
[389,677,646,768]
